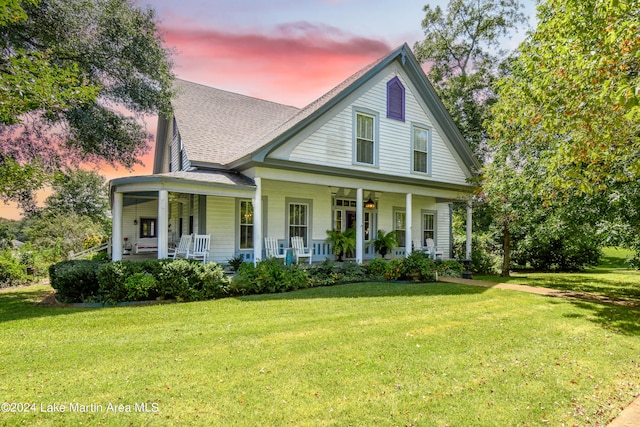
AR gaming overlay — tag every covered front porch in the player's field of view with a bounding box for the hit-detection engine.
[110,172,474,265]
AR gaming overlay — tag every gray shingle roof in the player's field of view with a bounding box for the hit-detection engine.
[172,80,299,166]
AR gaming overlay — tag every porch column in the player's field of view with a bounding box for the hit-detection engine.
[405,193,412,256]
[253,177,263,265]
[112,191,123,261]
[158,190,169,259]
[466,201,473,259]
[356,188,364,264]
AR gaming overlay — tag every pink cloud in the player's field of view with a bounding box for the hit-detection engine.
[162,21,392,107]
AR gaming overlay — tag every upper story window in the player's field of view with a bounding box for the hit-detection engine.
[386,77,405,121]
[354,111,377,165]
[413,125,431,174]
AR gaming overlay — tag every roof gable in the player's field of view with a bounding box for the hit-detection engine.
[163,44,479,176]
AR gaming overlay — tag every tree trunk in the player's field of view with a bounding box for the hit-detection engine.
[501,223,511,277]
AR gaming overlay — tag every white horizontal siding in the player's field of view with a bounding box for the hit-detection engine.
[207,196,235,264]
[270,64,469,186]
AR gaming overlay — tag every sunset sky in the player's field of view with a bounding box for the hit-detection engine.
[0,0,534,220]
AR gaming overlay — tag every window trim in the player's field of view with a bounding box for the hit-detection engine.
[238,199,254,250]
[352,108,379,167]
[285,198,313,247]
[412,124,432,175]
[386,76,405,121]
[393,208,406,248]
[421,210,437,247]
[139,218,157,238]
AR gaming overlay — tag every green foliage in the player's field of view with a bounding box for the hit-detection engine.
[368,229,398,259]
[45,169,109,222]
[364,258,388,281]
[0,0,174,212]
[226,255,245,272]
[52,259,229,303]
[435,260,464,278]
[414,0,526,158]
[49,259,104,303]
[24,211,106,262]
[325,228,356,261]
[157,260,229,302]
[124,273,157,302]
[0,249,28,287]
[232,258,309,294]
[488,0,639,195]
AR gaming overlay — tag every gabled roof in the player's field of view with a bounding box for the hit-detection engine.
[167,43,480,174]
[172,80,299,167]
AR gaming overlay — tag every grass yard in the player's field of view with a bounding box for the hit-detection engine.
[1,280,639,426]
[476,247,640,304]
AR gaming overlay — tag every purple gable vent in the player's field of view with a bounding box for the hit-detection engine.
[386,76,405,121]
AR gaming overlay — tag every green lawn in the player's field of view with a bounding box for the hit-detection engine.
[476,247,640,303]
[1,281,639,426]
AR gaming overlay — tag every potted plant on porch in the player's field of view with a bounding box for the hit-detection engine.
[368,229,398,259]
[325,228,356,262]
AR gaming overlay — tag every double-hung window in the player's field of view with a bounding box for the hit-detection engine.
[413,126,431,174]
[355,112,376,165]
[239,200,253,249]
[394,210,406,248]
[289,202,309,246]
[422,212,435,246]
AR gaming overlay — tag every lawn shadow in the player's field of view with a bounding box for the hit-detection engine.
[566,300,640,336]
[234,281,490,302]
[0,285,93,323]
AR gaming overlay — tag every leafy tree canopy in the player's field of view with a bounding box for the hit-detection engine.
[0,0,173,213]
[45,169,109,222]
[414,0,527,159]
[488,0,639,196]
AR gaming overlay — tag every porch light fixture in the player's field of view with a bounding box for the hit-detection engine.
[364,197,376,209]
[133,219,138,225]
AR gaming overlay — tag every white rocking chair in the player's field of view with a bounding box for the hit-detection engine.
[264,236,285,260]
[187,234,210,263]
[170,234,192,260]
[291,236,313,264]
[425,238,444,260]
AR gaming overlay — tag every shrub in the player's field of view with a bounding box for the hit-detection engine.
[364,258,388,281]
[403,251,436,281]
[232,258,309,294]
[157,260,230,301]
[124,273,157,301]
[49,260,105,302]
[435,260,464,278]
[307,259,337,286]
[385,258,404,280]
[0,250,28,288]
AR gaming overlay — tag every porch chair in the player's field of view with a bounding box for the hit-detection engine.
[264,236,286,260]
[170,234,192,260]
[425,238,444,260]
[187,234,210,263]
[291,236,313,264]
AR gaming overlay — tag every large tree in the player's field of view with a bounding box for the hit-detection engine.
[414,0,527,159]
[483,0,640,270]
[0,0,173,213]
[488,0,639,196]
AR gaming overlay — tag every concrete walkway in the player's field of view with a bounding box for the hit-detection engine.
[438,276,640,426]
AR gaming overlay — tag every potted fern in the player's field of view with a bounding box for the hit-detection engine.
[368,229,398,259]
[325,228,356,262]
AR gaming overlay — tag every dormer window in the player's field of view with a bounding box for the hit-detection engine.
[386,77,405,121]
